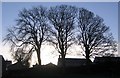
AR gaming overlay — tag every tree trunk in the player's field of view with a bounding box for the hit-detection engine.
[61,54,65,68]
[37,48,41,65]
[85,47,90,65]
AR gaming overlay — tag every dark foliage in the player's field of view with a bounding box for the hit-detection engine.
[2,62,120,78]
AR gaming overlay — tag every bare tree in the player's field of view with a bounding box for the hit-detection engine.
[11,46,34,67]
[77,8,117,64]
[48,5,78,66]
[4,6,49,65]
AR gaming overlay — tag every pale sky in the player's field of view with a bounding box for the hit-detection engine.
[2,2,118,41]
[0,2,119,65]
[1,0,119,2]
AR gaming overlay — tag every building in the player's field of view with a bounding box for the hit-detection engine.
[0,55,12,78]
[0,55,2,78]
[94,57,120,64]
[0,55,6,78]
[58,58,91,67]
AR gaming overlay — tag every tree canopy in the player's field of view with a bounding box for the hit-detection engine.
[4,6,49,65]
[76,8,117,64]
[48,5,78,66]
[3,5,117,66]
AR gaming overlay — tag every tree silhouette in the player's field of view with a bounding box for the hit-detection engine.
[48,5,78,67]
[4,6,49,65]
[77,8,117,64]
[11,47,33,67]
[3,5,117,67]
